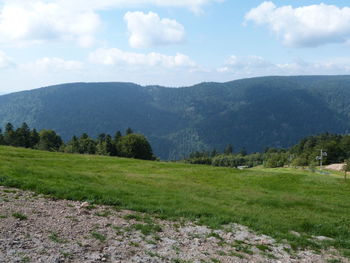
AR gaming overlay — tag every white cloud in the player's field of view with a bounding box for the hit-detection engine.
[52,0,222,14]
[0,0,221,46]
[0,50,14,69]
[0,1,101,46]
[124,11,185,48]
[218,55,350,77]
[89,48,196,68]
[245,2,350,47]
[218,55,274,74]
[21,57,83,73]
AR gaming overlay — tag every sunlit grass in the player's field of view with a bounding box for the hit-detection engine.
[0,146,350,253]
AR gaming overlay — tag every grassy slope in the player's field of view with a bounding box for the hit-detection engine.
[1,146,350,252]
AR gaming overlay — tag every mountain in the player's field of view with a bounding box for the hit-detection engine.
[1,76,350,159]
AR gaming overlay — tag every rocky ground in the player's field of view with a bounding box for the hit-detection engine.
[0,186,348,263]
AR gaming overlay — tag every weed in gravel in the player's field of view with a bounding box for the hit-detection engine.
[231,240,253,255]
[86,204,96,210]
[12,212,27,220]
[113,226,124,235]
[90,231,106,242]
[210,258,221,263]
[65,216,78,222]
[20,256,30,263]
[207,232,223,241]
[146,239,157,245]
[172,259,193,263]
[95,210,111,217]
[130,223,162,236]
[217,240,227,247]
[283,247,292,253]
[0,214,7,218]
[61,251,72,259]
[256,244,272,252]
[229,250,245,259]
[189,233,202,239]
[145,250,158,257]
[173,223,181,232]
[261,251,278,259]
[172,245,181,254]
[124,213,143,221]
[216,250,226,256]
[129,241,140,247]
[327,259,343,263]
[153,235,162,241]
[49,232,67,244]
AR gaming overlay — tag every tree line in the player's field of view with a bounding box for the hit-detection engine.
[0,123,155,160]
[183,144,263,168]
[184,133,350,169]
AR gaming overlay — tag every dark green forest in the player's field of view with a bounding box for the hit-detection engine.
[1,76,350,159]
[185,133,350,169]
[0,123,155,160]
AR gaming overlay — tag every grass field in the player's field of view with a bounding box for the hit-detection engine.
[1,146,350,254]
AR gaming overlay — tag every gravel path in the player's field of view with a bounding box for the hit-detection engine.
[0,186,347,263]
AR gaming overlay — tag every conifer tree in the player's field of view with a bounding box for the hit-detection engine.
[114,131,122,143]
[4,123,15,146]
[30,129,40,148]
[126,127,133,135]
[113,131,122,156]
[0,129,4,145]
[105,135,117,156]
[16,122,31,148]
[224,144,233,155]
[239,147,247,156]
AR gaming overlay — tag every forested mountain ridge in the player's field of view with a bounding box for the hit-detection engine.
[1,75,350,159]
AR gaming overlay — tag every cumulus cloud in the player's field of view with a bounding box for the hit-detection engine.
[21,57,83,73]
[0,0,221,46]
[0,1,101,46]
[89,48,196,68]
[0,50,15,69]
[218,55,350,77]
[124,11,185,48]
[245,2,350,47]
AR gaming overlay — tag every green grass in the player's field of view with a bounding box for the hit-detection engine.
[1,146,350,253]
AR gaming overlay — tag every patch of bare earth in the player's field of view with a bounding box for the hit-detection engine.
[326,163,347,172]
[0,186,347,263]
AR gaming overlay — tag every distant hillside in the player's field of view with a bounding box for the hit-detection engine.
[1,76,350,159]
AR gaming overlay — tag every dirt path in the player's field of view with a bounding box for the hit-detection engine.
[0,186,347,263]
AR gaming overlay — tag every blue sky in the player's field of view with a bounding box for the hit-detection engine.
[1,0,350,93]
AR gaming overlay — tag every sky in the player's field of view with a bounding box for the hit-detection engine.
[1,0,350,93]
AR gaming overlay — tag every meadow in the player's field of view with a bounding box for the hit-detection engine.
[0,146,350,254]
